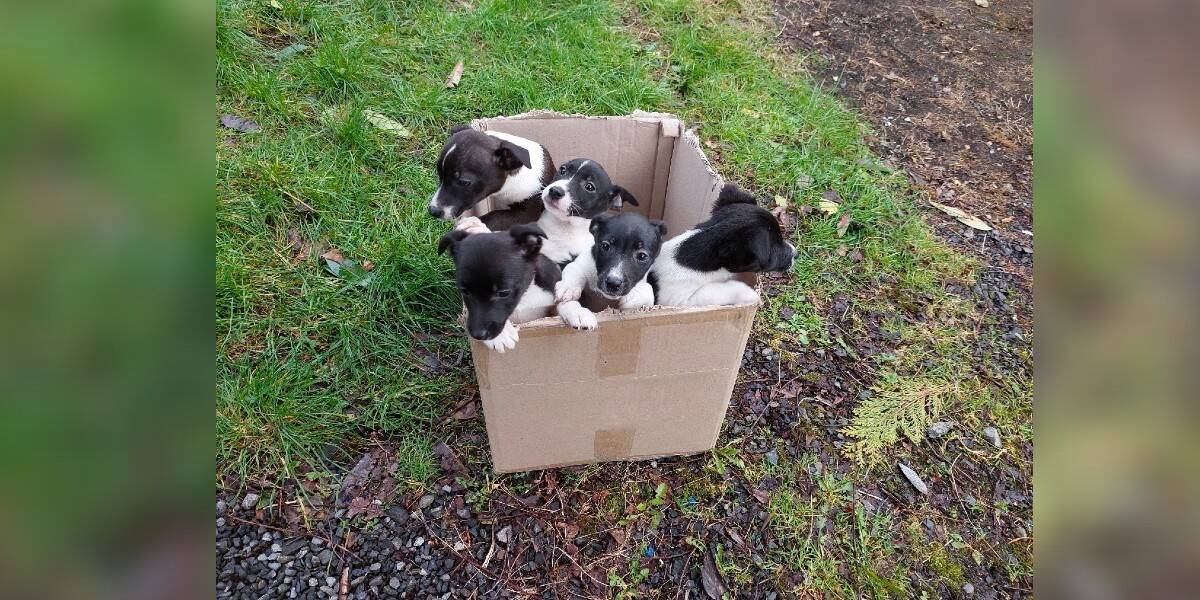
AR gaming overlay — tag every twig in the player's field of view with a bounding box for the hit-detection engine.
[481,526,498,569]
[223,514,357,556]
[338,566,349,600]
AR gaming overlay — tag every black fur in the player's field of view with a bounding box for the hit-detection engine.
[675,184,795,273]
[589,213,666,298]
[438,224,560,340]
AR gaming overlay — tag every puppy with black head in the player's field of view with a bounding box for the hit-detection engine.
[554,213,667,330]
[438,224,561,353]
[536,158,638,265]
[649,184,796,307]
[429,125,554,231]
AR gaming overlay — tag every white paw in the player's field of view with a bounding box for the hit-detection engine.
[482,321,519,353]
[732,287,761,306]
[454,216,490,235]
[554,280,583,303]
[618,286,654,310]
[558,302,598,331]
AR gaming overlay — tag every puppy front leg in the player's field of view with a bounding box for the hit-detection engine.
[618,280,655,310]
[482,320,520,353]
[454,216,491,235]
[688,281,760,307]
[554,256,593,303]
[557,301,598,331]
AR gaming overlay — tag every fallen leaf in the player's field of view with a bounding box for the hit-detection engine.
[293,198,316,215]
[609,528,629,546]
[822,189,843,204]
[432,442,467,475]
[445,60,464,88]
[362,110,412,137]
[817,200,839,215]
[220,114,261,133]
[773,194,788,208]
[928,200,993,231]
[751,487,771,504]
[726,528,746,547]
[269,0,283,8]
[320,248,345,263]
[835,245,848,257]
[797,204,813,217]
[701,550,730,599]
[340,453,375,498]
[837,213,852,237]
[847,248,864,262]
[451,401,478,420]
[899,462,930,495]
[346,497,371,519]
[361,260,374,271]
[286,228,308,262]
[276,43,309,61]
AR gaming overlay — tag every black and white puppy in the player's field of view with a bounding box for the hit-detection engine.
[429,125,553,230]
[438,224,561,353]
[555,213,666,330]
[649,184,796,307]
[536,158,637,265]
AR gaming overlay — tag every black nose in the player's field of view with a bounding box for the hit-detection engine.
[428,205,442,218]
[603,275,623,293]
[547,187,564,200]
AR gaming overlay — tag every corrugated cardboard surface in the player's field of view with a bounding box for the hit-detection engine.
[464,112,757,473]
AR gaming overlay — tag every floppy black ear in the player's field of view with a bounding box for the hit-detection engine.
[649,219,668,239]
[589,212,612,236]
[449,123,471,135]
[713,183,758,213]
[610,186,639,210]
[509,224,547,259]
[717,226,769,271]
[437,229,470,256]
[495,140,532,171]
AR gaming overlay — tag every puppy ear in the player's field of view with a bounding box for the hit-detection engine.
[509,224,547,259]
[649,219,668,239]
[589,213,612,236]
[610,186,639,210]
[713,183,758,213]
[495,140,532,171]
[449,123,471,135]
[438,229,470,256]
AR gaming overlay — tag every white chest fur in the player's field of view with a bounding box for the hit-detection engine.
[485,131,546,208]
[536,212,594,264]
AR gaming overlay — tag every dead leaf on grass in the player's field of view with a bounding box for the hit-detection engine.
[346,497,371,519]
[701,550,730,599]
[451,401,478,420]
[445,61,464,88]
[220,114,261,133]
[362,110,412,137]
[751,487,771,505]
[286,228,309,262]
[432,442,466,475]
[609,528,629,546]
[928,199,993,231]
[837,213,852,237]
[822,189,843,204]
[817,200,839,215]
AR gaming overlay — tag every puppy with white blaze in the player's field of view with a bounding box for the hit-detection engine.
[438,224,560,353]
[429,125,554,231]
[535,158,638,265]
[649,184,796,307]
[555,213,666,330]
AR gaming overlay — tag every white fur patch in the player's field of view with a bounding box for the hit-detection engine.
[556,300,597,331]
[650,229,759,307]
[536,210,594,265]
[485,131,546,209]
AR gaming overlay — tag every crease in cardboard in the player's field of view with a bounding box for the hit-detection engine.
[593,429,635,460]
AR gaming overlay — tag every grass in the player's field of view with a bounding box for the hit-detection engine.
[217,0,1032,595]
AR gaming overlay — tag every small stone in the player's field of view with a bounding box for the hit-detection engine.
[412,536,425,547]
[926,421,954,439]
[370,562,382,572]
[974,0,988,6]
[308,578,318,587]
[216,500,227,513]
[496,525,512,545]
[983,427,1002,449]
[387,507,409,524]
[899,463,929,495]
[216,517,225,528]
[453,541,466,551]
[964,583,975,594]
[241,493,260,510]
[326,577,337,587]
[418,495,436,509]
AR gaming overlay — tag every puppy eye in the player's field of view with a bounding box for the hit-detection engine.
[584,182,595,192]
[599,241,611,252]
[558,166,567,175]
[636,251,649,262]
[457,178,472,187]
[494,289,512,298]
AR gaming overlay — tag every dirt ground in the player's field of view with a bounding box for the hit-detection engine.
[774,0,1033,323]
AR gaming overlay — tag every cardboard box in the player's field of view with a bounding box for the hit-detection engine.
[466,111,757,473]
